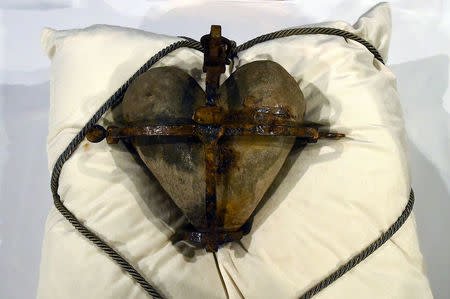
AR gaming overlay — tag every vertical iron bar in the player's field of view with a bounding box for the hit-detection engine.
[204,139,219,251]
[200,25,228,251]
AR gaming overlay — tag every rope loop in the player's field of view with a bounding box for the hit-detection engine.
[52,28,403,299]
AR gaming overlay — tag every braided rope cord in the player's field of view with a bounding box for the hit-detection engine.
[235,27,384,64]
[50,27,409,299]
[299,189,414,299]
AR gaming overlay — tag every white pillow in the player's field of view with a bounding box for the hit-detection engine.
[38,3,432,298]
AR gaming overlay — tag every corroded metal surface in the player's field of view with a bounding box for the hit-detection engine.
[86,25,345,251]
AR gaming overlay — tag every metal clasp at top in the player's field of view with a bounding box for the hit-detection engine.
[200,25,234,106]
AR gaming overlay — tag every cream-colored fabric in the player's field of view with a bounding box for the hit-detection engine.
[38,3,432,298]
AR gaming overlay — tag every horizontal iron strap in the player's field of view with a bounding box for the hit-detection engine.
[204,140,220,252]
[222,124,319,138]
[104,124,319,140]
[106,125,196,143]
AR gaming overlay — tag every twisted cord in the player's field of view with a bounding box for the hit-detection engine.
[299,189,415,299]
[53,198,164,298]
[235,27,384,64]
[51,29,404,299]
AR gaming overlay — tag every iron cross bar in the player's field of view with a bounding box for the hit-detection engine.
[85,122,345,145]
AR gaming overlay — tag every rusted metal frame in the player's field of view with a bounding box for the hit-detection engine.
[85,24,346,251]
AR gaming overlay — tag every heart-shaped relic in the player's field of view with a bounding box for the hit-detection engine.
[122,61,305,232]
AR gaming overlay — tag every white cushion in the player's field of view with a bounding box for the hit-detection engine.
[38,2,432,298]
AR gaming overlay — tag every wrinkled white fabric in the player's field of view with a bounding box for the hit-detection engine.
[38,3,432,298]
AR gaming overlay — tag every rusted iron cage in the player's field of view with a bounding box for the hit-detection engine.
[86,26,344,251]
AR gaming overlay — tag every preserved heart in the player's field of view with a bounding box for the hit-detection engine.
[121,60,305,232]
